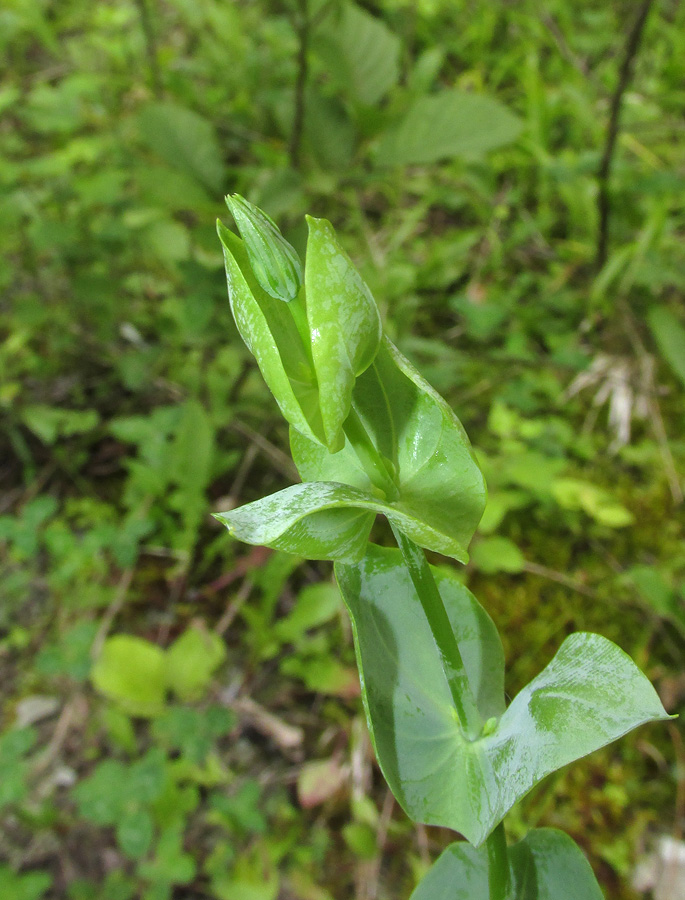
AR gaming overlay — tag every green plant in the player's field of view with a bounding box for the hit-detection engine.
[215,195,671,898]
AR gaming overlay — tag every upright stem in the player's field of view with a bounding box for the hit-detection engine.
[390,525,482,740]
[289,0,309,169]
[595,0,654,270]
[344,407,398,500]
[134,0,162,98]
[487,823,511,900]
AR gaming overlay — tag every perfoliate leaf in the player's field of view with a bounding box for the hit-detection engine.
[410,829,604,900]
[305,216,382,450]
[376,89,522,166]
[226,195,302,302]
[291,337,486,562]
[217,220,325,446]
[336,545,670,845]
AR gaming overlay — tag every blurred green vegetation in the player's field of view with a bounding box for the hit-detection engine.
[1,0,684,898]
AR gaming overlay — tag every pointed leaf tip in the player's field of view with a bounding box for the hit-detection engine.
[226,194,302,302]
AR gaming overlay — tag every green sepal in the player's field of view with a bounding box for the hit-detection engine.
[217,220,326,446]
[305,216,382,450]
[292,337,486,562]
[225,194,302,302]
[410,828,604,900]
[335,545,671,846]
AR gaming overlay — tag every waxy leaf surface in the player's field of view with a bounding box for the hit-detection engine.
[214,482,375,561]
[336,545,670,845]
[226,194,302,302]
[410,828,604,900]
[217,221,325,446]
[292,337,486,562]
[305,216,382,450]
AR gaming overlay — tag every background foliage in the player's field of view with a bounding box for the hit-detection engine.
[1,0,684,898]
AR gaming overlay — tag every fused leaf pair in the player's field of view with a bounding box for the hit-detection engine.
[215,337,486,563]
[336,545,670,846]
[218,195,381,452]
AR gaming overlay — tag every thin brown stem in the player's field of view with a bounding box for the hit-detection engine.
[596,0,655,270]
[289,0,309,169]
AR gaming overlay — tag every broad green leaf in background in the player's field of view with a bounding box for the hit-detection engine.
[170,399,215,499]
[376,90,522,166]
[410,829,604,900]
[303,89,356,170]
[0,727,37,808]
[648,304,685,389]
[336,545,670,845]
[164,625,227,701]
[117,808,154,860]
[470,536,526,574]
[137,102,224,193]
[216,221,325,446]
[314,1,401,106]
[91,635,167,717]
[305,216,382,450]
[291,338,487,562]
[0,866,52,900]
[551,478,634,527]
[274,582,342,644]
[21,406,99,445]
[226,195,302,302]
[139,827,197,887]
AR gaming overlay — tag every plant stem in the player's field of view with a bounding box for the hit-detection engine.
[595,0,654,270]
[390,525,482,739]
[134,0,162,98]
[487,823,511,900]
[289,0,309,169]
[344,407,399,501]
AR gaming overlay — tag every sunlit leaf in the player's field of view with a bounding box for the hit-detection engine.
[91,635,167,717]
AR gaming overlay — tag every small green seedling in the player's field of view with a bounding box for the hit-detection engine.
[216,195,670,898]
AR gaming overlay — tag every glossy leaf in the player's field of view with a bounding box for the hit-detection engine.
[410,828,604,900]
[305,216,382,450]
[336,545,670,845]
[217,220,325,446]
[291,337,486,562]
[214,482,376,562]
[376,90,522,166]
[226,194,302,302]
